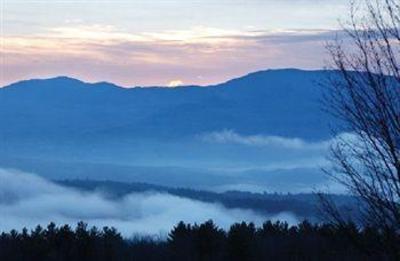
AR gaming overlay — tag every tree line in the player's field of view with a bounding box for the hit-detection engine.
[59,179,357,221]
[0,220,398,261]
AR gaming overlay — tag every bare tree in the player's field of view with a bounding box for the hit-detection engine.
[324,0,400,231]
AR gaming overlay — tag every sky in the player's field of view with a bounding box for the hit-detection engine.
[0,0,349,87]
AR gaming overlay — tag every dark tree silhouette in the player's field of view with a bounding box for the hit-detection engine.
[1,221,397,260]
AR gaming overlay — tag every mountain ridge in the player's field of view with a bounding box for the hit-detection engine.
[1,68,329,90]
[0,68,332,142]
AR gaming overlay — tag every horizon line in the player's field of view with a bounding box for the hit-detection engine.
[1,67,331,89]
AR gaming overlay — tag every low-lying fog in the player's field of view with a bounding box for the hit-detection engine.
[0,169,299,237]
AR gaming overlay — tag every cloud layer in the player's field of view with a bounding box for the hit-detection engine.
[1,24,335,87]
[2,0,352,86]
[201,130,331,150]
[0,169,298,237]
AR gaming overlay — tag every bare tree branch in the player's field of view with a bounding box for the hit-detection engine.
[323,0,400,231]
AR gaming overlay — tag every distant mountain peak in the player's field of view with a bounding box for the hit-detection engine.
[1,76,86,89]
[1,76,125,91]
[48,76,80,81]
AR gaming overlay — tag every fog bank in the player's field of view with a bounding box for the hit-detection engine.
[0,169,299,237]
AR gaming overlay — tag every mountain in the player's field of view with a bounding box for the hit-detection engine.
[0,69,332,141]
[0,69,338,192]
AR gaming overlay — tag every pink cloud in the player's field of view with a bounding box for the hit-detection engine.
[1,26,334,87]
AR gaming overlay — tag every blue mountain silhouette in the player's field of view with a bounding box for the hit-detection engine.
[0,69,332,141]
